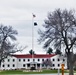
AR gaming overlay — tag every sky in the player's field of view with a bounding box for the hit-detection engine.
[0,0,76,54]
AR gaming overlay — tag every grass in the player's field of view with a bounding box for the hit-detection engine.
[0,69,69,74]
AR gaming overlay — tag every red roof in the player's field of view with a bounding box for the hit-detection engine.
[12,54,56,58]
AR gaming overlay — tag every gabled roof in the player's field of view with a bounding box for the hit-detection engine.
[12,54,56,58]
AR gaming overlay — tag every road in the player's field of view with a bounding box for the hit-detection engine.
[2,73,70,75]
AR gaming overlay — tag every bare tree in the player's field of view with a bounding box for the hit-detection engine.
[42,59,52,69]
[55,49,62,55]
[38,9,76,75]
[0,25,25,67]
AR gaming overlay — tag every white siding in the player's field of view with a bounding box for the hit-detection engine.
[0,55,67,70]
[1,56,17,70]
[51,55,67,69]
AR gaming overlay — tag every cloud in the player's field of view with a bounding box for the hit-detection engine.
[0,0,76,54]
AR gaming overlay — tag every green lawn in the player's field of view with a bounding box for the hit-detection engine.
[0,69,69,74]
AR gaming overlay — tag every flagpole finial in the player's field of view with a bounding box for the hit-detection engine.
[32,13,36,18]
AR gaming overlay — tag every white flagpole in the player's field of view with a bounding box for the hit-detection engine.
[32,13,37,66]
[32,14,35,63]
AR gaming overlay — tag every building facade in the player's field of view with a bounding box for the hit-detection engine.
[1,54,67,70]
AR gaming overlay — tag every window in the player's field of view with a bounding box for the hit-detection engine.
[53,64,55,67]
[27,64,30,67]
[13,59,15,62]
[2,60,4,62]
[3,64,5,67]
[53,59,55,61]
[33,59,35,61]
[37,64,40,67]
[8,59,10,62]
[58,64,60,67]
[47,59,48,61]
[23,64,26,67]
[28,59,30,61]
[13,64,15,67]
[19,59,21,62]
[38,59,40,61]
[58,59,60,61]
[8,64,10,67]
[42,59,44,61]
[42,64,45,67]
[63,59,65,61]
[23,59,25,62]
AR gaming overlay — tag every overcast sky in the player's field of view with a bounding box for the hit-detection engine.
[0,0,76,54]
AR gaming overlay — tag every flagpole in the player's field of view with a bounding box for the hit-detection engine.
[32,15,34,60]
[32,14,37,65]
[31,14,37,69]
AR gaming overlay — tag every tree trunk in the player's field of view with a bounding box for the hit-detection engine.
[67,52,74,75]
[67,57,69,69]
[0,60,1,69]
[69,61,74,75]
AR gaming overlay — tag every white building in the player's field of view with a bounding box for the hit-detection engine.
[1,54,67,70]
